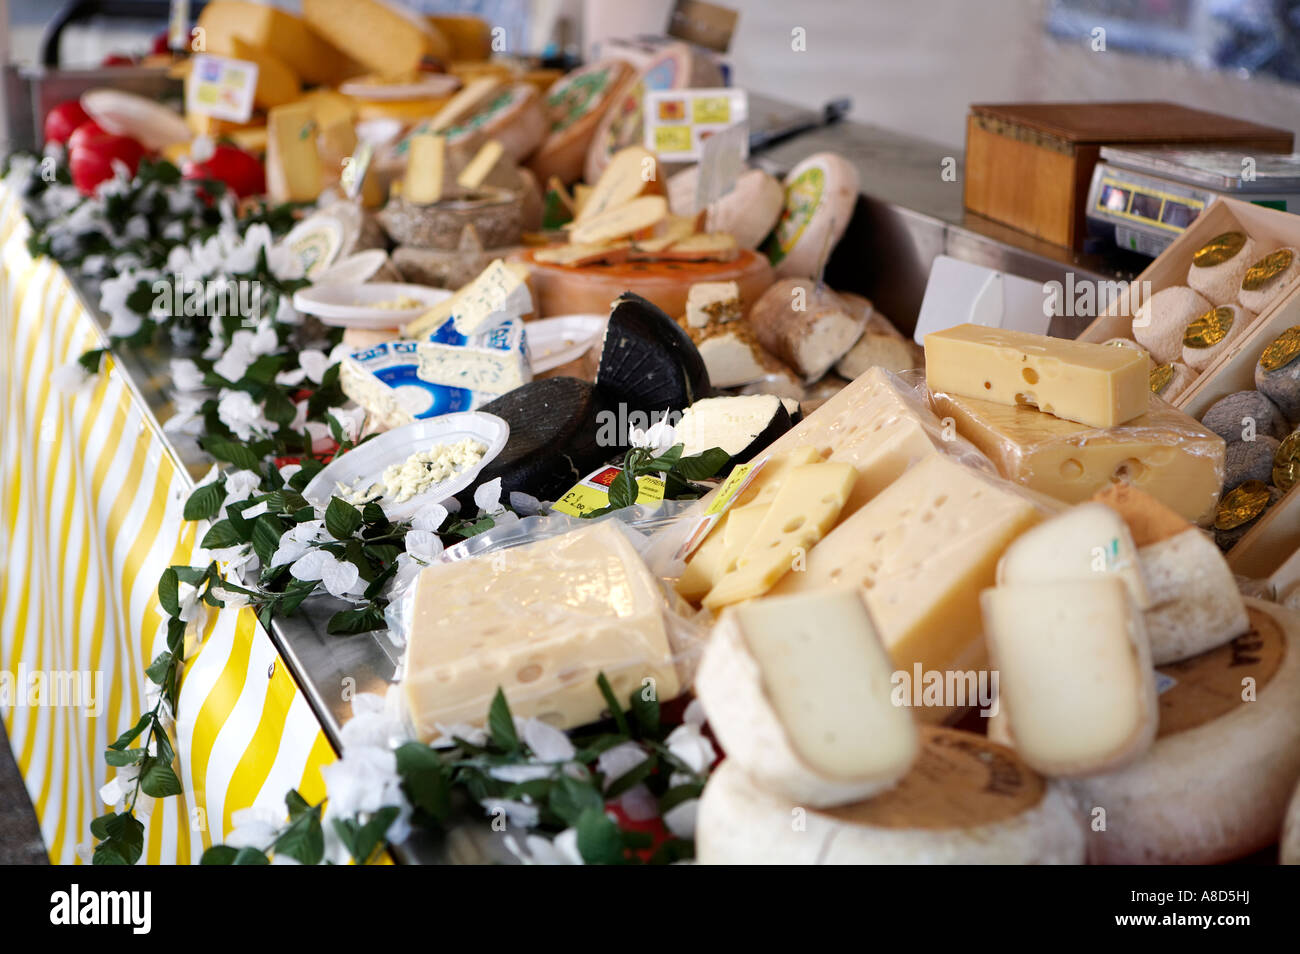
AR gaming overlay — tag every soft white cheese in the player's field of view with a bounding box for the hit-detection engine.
[336,437,487,505]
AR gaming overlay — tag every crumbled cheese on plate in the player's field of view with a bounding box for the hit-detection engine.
[336,437,488,505]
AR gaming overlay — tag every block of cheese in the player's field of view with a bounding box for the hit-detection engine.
[696,589,919,807]
[754,366,956,518]
[702,462,857,610]
[227,37,301,110]
[929,389,1225,526]
[1139,528,1250,664]
[265,102,322,203]
[402,133,446,204]
[1066,600,1300,864]
[196,0,356,86]
[686,281,741,328]
[302,0,443,77]
[997,502,1150,609]
[407,259,531,337]
[748,279,867,382]
[982,579,1158,777]
[428,14,493,61]
[568,195,668,245]
[1090,482,1191,547]
[674,447,821,602]
[772,455,1043,716]
[720,502,771,568]
[926,324,1150,428]
[688,321,798,390]
[697,728,1085,864]
[403,520,680,738]
[416,315,530,394]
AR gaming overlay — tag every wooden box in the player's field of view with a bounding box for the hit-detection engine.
[963,102,1293,249]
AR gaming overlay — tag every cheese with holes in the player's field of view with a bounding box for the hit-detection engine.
[697,728,1085,864]
[997,502,1150,609]
[771,454,1043,716]
[696,589,919,807]
[302,0,442,77]
[983,579,1157,776]
[403,520,680,738]
[568,195,668,245]
[702,462,857,610]
[1066,600,1300,864]
[266,102,322,203]
[926,324,1149,428]
[402,133,446,204]
[196,0,355,86]
[227,37,301,109]
[930,389,1225,526]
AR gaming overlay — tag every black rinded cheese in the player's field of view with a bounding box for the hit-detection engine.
[595,292,710,436]
[676,394,794,468]
[457,377,616,505]
[780,397,803,426]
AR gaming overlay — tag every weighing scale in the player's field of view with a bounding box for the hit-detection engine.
[1085,147,1300,258]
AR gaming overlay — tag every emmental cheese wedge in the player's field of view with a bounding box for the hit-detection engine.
[925,323,1149,428]
[771,454,1043,719]
[697,728,1086,864]
[696,589,919,807]
[982,579,1158,777]
[702,462,857,611]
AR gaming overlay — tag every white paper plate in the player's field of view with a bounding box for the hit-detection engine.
[315,250,390,286]
[526,315,606,373]
[293,282,452,328]
[339,74,461,101]
[81,89,192,151]
[303,412,509,521]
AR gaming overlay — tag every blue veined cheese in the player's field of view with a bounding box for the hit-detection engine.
[341,340,488,429]
[415,315,531,394]
[405,259,532,337]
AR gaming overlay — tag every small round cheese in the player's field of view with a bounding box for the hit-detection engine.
[1132,286,1209,364]
[1200,390,1289,443]
[1181,303,1253,372]
[1256,341,1300,422]
[1224,435,1280,491]
[1149,360,1196,403]
[1187,231,1257,306]
[1240,247,1300,314]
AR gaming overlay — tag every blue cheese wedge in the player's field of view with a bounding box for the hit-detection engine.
[341,340,488,428]
[405,259,532,337]
[415,315,531,394]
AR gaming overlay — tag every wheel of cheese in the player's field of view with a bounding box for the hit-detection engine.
[528,60,635,185]
[696,727,1086,864]
[761,152,860,280]
[1064,599,1300,864]
[667,165,784,251]
[444,84,548,164]
[582,42,722,185]
[516,247,774,319]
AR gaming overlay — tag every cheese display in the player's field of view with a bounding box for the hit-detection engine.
[569,195,668,244]
[748,279,868,382]
[407,259,531,337]
[403,521,680,737]
[576,146,664,222]
[926,324,1149,428]
[529,60,634,184]
[1065,600,1300,864]
[983,578,1158,776]
[1139,527,1251,664]
[762,153,860,279]
[595,293,710,423]
[1187,231,1258,305]
[442,84,548,163]
[697,729,1086,864]
[227,37,303,110]
[1255,330,1300,420]
[929,389,1226,525]
[685,281,742,328]
[696,589,919,807]
[674,395,794,465]
[1132,286,1211,364]
[402,133,447,204]
[687,320,799,391]
[1181,303,1253,372]
[341,340,486,428]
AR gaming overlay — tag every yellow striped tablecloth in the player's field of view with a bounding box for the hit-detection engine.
[0,186,336,864]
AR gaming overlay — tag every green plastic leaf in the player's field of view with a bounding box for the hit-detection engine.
[395,743,450,821]
[487,688,519,752]
[183,481,225,521]
[251,514,286,567]
[200,845,239,865]
[201,519,244,550]
[604,754,656,799]
[232,847,271,865]
[326,605,386,635]
[109,713,152,751]
[144,651,173,687]
[629,685,660,738]
[271,806,324,866]
[548,776,604,828]
[202,436,262,471]
[596,672,630,736]
[77,347,108,376]
[675,447,730,481]
[285,789,312,820]
[576,806,624,865]
[139,756,184,798]
[157,567,180,617]
[325,497,363,540]
[606,468,638,510]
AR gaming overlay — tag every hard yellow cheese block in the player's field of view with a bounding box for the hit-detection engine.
[703,462,857,610]
[771,454,1043,720]
[403,520,680,738]
[196,0,359,86]
[302,0,442,77]
[930,390,1225,526]
[266,102,322,203]
[403,133,446,204]
[925,323,1149,428]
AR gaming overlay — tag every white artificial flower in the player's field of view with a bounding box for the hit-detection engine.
[297,350,331,384]
[410,502,449,532]
[98,764,140,809]
[74,843,93,864]
[50,359,89,394]
[177,582,206,622]
[304,420,333,454]
[270,519,326,567]
[389,553,423,597]
[248,323,279,357]
[225,805,284,850]
[662,799,698,840]
[210,585,250,609]
[208,543,258,582]
[509,492,544,516]
[278,462,302,485]
[327,405,367,443]
[161,220,186,242]
[290,549,362,599]
[125,214,150,241]
[403,529,443,564]
[617,784,659,822]
[106,305,144,338]
[482,799,541,829]
[598,742,648,788]
[683,698,707,728]
[222,469,263,507]
[630,411,676,454]
[319,747,403,820]
[521,718,575,762]
[217,389,273,441]
[170,357,206,392]
[474,477,504,515]
[430,723,488,748]
[665,723,716,775]
[275,367,308,387]
[240,500,269,519]
[487,763,554,784]
[213,337,255,383]
[504,829,585,865]
[81,254,107,276]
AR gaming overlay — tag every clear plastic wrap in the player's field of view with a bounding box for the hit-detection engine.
[927,382,1226,527]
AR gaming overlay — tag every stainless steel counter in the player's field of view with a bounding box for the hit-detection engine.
[72,97,1154,864]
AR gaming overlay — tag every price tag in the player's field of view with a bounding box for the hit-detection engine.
[695,120,748,210]
[342,141,375,201]
[168,0,191,52]
[645,88,748,163]
[674,457,768,560]
[551,466,665,517]
[187,54,259,123]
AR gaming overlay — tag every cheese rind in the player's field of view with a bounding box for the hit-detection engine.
[982,579,1158,776]
[1139,528,1250,664]
[931,389,1225,526]
[403,521,679,737]
[696,589,919,807]
[925,323,1149,427]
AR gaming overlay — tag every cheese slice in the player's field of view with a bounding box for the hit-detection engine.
[265,102,322,203]
[996,502,1151,609]
[406,259,532,337]
[697,729,1085,864]
[403,520,680,737]
[982,579,1157,777]
[577,145,661,221]
[569,195,668,245]
[771,454,1043,716]
[696,589,919,807]
[402,133,446,204]
[702,462,857,610]
[456,139,508,190]
[227,36,301,109]
[925,323,1150,428]
[719,502,771,572]
[428,77,503,133]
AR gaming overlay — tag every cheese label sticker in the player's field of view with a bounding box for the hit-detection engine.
[187,54,259,123]
[763,165,826,265]
[644,88,748,162]
[551,466,665,517]
[673,457,768,561]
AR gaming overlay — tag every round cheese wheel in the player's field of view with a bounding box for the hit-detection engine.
[1132,285,1209,364]
[516,247,774,319]
[1187,231,1258,306]
[696,728,1086,864]
[668,165,784,251]
[582,42,722,185]
[1064,599,1300,864]
[528,60,635,185]
[1181,302,1254,372]
[1240,247,1300,314]
[444,83,547,164]
[761,152,860,279]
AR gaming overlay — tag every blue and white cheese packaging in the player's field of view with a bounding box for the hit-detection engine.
[415,315,532,394]
[340,340,488,429]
